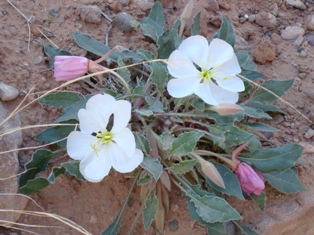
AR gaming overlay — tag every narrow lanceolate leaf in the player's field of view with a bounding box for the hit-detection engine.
[148,1,165,29]
[134,132,150,155]
[207,163,244,200]
[187,193,241,223]
[171,132,204,157]
[143,194,158,230]
[191,12,201,35]
[171,159,197,175]
[38,92,81,108]
[264,168,306,194]
[214,13,235,47]
[157,28,183,59]
[141,156,163,181]
[102,212,122,235]
[151,62,169,93]
[117,58,131,83]
[145,96,164,113]
[250,190,266,211]
[248,79,294,104]
[239,143,303,172]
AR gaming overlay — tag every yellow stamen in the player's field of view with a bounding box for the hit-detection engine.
[96,131,113,145]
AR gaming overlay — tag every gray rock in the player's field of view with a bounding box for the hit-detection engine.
[299,50,307,58]
[294,35,304,47]
[306,15,314,31]
[113,12,137,32]
[285,0,307,10]
[305,33,314,46]
[33,55,43,65]
[304,129,314,139]
[0,82,19,101]
[255,12,277,28]
[76,5,102,24]
[0,102,28,228]
[281,26,305,40]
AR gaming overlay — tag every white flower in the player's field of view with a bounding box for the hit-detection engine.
[167,36,244,105]
[66,94,143,182]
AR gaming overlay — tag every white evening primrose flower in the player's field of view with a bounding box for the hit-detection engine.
[167,35,244,105]
[66,94,143,182]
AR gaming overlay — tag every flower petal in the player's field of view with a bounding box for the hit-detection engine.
[110,143,143,173]
[79,149,111,182]
[178,35,210,68]
[85,94,116,131]
[111,100,131,133]
[212,54,241,78]
[167,50,200,78]
[113,128,136,155]
[67,131,95,160]
[167,76,200,98]
[78,109,102,135]
[209,82,239,104]
[215,75,245,92]
[207,38,234,69]
[195,81,239,105]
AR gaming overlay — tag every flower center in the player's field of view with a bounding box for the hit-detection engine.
[200,69,213,81]
[96,131,113,145]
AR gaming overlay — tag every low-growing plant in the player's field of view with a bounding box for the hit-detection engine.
[4,1,306,234]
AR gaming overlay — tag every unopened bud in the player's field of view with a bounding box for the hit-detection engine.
[179,0,193,36]
[211,102,243,115]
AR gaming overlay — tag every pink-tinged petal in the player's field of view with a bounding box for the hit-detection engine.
[178,35,210,68]
[112,128,136,155]
[54,56,89,81]
[86,94,116,131]
[167,50,200,79]
[109,143,143,173]
[215,75,245,92]
[194,82,218,105]
[111,100,131,133]
[206,39,234,69]
[235,162,265,195]
[79,149,111,182]
[209,82,239,104]
[67,131,95,160]
[167,76,200,98]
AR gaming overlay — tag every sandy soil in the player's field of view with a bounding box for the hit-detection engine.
[1,0,314,234]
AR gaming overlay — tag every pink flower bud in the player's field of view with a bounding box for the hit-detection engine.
[211,102,243,115]
[235,162,265,195]
[54,56,89,81]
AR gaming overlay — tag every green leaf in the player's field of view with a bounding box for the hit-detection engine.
[38,92,81,108]
[236,51,256,71]
[143,194,158,230]
[191,12,201,35]
[188,200,227,235]
[245,102,284,113]
[43,44,71,67]
[157,28,183,59]
[135,108,154,118]
[117,58,131,83]
[240,122,279,133]
[55,94,92,123]
[239,144,303,172]
[35,120,77,146]
[171,159,196,175]
[137,172,152,185]
[171,132,205,157]
[240,70,265,80]
[19,149,55,188]
[19,178,50,195]
[148,2,164,29]
[264,168,306,193]
[140,22,160,42]
[188,193,241,223]
[134,132,150,155]
[159,132,174,150]
[214,13,235,47]
[137,49,155,60]
[207,163,244,200]
[233,222,259,235]
[248,79,294,104]
[73,32,110,57]
[190,98,204,112]
[140,156,163,181]
[250,190,266,211]
[151,62,168,92]
[102,211,122,235]
[145,97,164,113]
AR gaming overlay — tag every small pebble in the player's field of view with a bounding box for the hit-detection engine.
[169,219,179,232]
[304,128,314,139]
[299,50,307,58]
[294,36,304,47]
[49,8,60,17]
[0,82,19,101]
[305,33,314,46]
[113,12,137,32]
[281,26,305,40]
[33,55,43,65]
[306,15,314,30]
